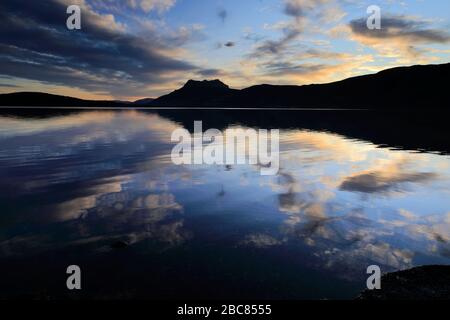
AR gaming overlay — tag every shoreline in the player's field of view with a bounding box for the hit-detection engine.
[357,265,450,300]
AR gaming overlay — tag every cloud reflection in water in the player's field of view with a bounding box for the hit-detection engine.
[0,110,449,285]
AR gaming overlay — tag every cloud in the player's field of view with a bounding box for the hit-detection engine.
[250,0,329,59]
[340,171,436,194]
[0,0,209,98]
[240,234,282,248]
[216,41,235,49]
[218,7,228,23]
[252,28,301,57]
[254,54,374,86]
[337,242,415,270]
[197,68,226,78]
[350,15,450,43]
[126,0,176,13]
[247,0,351,82]
[283,0,342,25]
[339,157,438,194]
[348,14,450,61]
[0,83,19,88]
[263,61,330,76]
[284,0,329,19]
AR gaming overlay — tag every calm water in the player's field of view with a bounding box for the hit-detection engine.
[0,109,449,300]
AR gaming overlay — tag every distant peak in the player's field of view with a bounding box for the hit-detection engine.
[183,79,229,89]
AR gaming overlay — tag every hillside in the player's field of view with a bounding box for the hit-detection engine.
[1,63,449,109]
[151,63,450,109]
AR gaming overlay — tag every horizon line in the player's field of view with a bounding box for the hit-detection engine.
[1,62,449,103]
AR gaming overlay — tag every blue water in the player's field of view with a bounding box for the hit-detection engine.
[0,109,449,299]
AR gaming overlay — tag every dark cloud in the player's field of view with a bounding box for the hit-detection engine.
[349,15,450,44]
[250,0,314,59]
[215,41,235,49]
[259,49,351,75]
[263,61,325,76]
[0,0,209,98]
[251,0,342,60]
[284,0,306,18]
[243,31,265,43]
[252,28,301,57]
[196,68,225,77]
[283,0,330,21]
[0,83,19,88]
[299,48,348,60]
[340,171,437,194]
[218,8,228,23]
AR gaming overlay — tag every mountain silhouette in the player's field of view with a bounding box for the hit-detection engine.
[151,63,450,109]
[134,98,155,106]
[151,79,237,107]
[1,63,449,109]
[0,92,130,107]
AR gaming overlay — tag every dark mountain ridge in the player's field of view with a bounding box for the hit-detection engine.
[0,92,130,107]
[152,63,450,109]
[151,79,237,107]
[134,98,155,106]
[1,63,449,109]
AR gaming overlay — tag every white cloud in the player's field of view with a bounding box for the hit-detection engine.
[128,0,177,13]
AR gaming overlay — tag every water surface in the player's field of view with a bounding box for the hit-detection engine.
[0,109,449,299]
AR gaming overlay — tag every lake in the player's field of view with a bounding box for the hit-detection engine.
[0,109,449,300]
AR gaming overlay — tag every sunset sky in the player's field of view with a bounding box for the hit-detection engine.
[0,0,449,100]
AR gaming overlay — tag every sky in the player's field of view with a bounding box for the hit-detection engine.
[0,0,449,100]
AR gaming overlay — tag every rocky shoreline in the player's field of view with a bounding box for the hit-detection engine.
[358,265,450,300]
